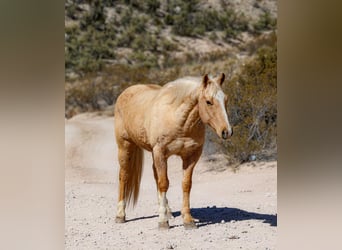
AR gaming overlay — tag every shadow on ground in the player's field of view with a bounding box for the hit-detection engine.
[124,207,276,228]
[126,214,158,223]
[172,207,277,227]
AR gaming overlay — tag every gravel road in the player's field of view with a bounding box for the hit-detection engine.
[65,113,277,249]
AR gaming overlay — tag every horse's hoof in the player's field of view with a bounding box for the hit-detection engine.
[184,221,197,230]
[115,216,126,223]
[158,221,170,230]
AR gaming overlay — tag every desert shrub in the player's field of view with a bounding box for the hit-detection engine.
[171,12,199,36]
[168,3,248,38]
[80,0,107,31]
[253,10,277,33]
[145,0,160,14]
[128,15,147,33]
[159,38,178,51]
[241,31,277,55]
[65,26,116,75]
[121,0,160,13]
[116,14,148,47]
[223,36,277,162]
[132,34,158,52]
[119,7,134,26]
[209,31,218,42]
[164,14,174,25]
[65,2,78,20]
[128,51,159,68]
[101,0,119,7]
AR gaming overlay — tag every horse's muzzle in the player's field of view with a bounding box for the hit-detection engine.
[222,128,233,139]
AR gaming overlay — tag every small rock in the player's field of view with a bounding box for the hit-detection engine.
[249,155,256,161]
[228,235,240,240]
[221,220,225,223]
[174,6,181,14]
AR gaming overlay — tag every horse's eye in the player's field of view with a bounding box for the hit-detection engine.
[206,100,213,106]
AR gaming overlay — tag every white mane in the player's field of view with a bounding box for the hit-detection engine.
[161,77,202,104]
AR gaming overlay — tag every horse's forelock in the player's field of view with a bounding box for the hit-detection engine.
[202,76,222,99]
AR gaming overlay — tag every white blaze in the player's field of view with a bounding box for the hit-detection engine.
[214,90,232,135]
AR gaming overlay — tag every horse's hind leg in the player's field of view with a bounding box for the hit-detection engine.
[181,148,202,229]
[152,146,170,229]
[115,140,134,223]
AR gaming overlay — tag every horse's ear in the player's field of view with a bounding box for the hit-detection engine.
[217,73,225,86]
[202,74,209,88]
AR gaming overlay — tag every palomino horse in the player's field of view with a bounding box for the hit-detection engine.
[114,73,233,229]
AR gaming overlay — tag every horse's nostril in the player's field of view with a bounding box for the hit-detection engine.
[222,130,228,139]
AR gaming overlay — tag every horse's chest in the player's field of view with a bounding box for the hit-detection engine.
[166,137,203,157]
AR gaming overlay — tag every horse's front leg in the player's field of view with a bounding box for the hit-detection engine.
[153,163,173,220]
[181,147,202,229]
[152,146,170,229]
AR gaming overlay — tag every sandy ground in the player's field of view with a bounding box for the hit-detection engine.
[65,113,277,250]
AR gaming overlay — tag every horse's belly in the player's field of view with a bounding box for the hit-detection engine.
[126,125,153,152]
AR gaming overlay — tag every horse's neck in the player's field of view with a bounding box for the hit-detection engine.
[183,102,202,132]
[176,90,203,132]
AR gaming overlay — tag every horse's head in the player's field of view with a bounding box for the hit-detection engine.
[198,73,233,140]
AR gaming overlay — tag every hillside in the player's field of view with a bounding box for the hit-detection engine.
[65,0,276,77]
[65,0,277,163]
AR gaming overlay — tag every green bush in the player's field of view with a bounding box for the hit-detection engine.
[145,0,160,14]
[169,4,248,38]
[223,36,277,162]
[241,31,277,55]
[80,0,106,31]
[160,38,178,51]
[65,26,116,75]
[253,10,277,33]
[65,2,78,20]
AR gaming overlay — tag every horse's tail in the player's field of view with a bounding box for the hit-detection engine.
[124,145,144,207]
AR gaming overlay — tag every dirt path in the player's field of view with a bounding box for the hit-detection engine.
[65,113,277,250]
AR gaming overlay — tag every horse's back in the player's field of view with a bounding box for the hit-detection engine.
[124,84,161,93]
[115,84,161,110]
